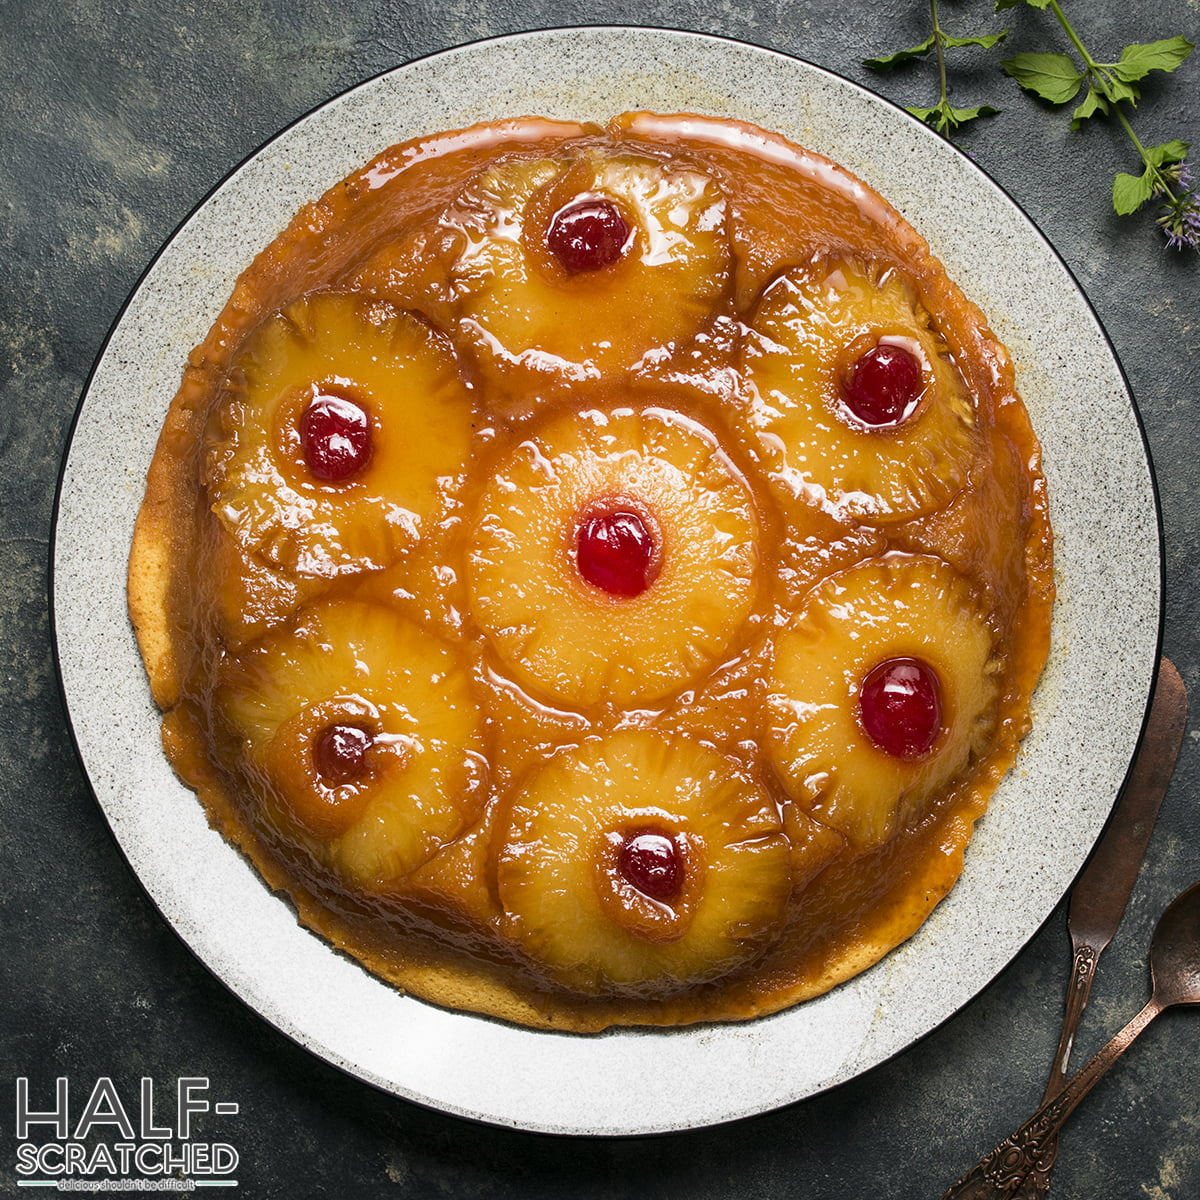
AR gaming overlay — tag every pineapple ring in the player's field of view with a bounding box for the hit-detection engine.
[467,405,760,707]
[767,553,998,850]
[203,291,473,578]
[496,730,791,994]
[450,150,731,393]
[742,257,978,523]
[215,599,486,890]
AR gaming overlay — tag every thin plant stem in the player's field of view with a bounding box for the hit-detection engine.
[932,0,949,110]
[1047,0,1188,208]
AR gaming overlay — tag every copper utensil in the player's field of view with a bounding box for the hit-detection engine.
[940,657,1190,1199]
[1018,657,1189,1194]
[940,877,1200,1199]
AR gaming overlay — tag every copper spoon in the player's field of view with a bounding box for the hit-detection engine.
[940,878,1200,1200]
[1022,657,1189,1194]
[938,656,1186,1196]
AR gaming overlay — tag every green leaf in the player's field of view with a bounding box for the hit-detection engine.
[1112,168,1155,215]
[1112,36,1194,82]
[1145,139,1190,168]
[864,35,935,70]
[943,32,1008,50]
[1101,75,1141,106]
[1071,86,1109,129]
[908,99,1001,135]
[969,103,1002,124]
[995,0,1051,10]
[944,102,1002,129]
[1002,52,1085,104]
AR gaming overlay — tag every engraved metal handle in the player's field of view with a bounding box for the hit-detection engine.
[1017,943,1101,1192]
[1045,944,1099,1100]
[940,999,1162,1199]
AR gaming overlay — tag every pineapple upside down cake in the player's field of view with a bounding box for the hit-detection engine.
[128,112,1053,1031]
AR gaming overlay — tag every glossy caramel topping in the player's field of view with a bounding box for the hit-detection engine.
[131,112,1053,1032]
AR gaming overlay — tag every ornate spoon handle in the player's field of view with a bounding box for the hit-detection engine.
[940,998,1162,1200]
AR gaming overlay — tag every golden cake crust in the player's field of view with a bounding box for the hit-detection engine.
[129,113,1053,1032]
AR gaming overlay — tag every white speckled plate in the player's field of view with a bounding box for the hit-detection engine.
[53,28,1161,1135]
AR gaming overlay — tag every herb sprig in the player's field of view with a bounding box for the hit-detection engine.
[998,0,1196,248]
[864,0,1006,135]
[865,0,1197,249]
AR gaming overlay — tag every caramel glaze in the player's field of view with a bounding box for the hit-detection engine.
[129,113,1054,1031]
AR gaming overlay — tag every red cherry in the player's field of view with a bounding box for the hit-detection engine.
[314,723,372,783]
[858,657,942,760]
[547,197,630,274]
[842,342,924,427]
[575,507,656,597]
[300,392,372,482]
[618,831,684,903]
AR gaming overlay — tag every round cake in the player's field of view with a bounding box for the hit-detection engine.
[128,112,1054,1031]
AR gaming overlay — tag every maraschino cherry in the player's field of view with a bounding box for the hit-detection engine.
[300,392,372,482]
[314,723,373,783]
[858,656,942,759]
[547,197,630,274]
[842,342,924,427]
[618,830,684,903]
[575,507,656,597]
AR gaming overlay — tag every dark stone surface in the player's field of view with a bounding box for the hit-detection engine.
[2,2,1197,1197]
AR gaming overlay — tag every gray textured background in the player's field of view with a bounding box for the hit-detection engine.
[3,2,1198,1197]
